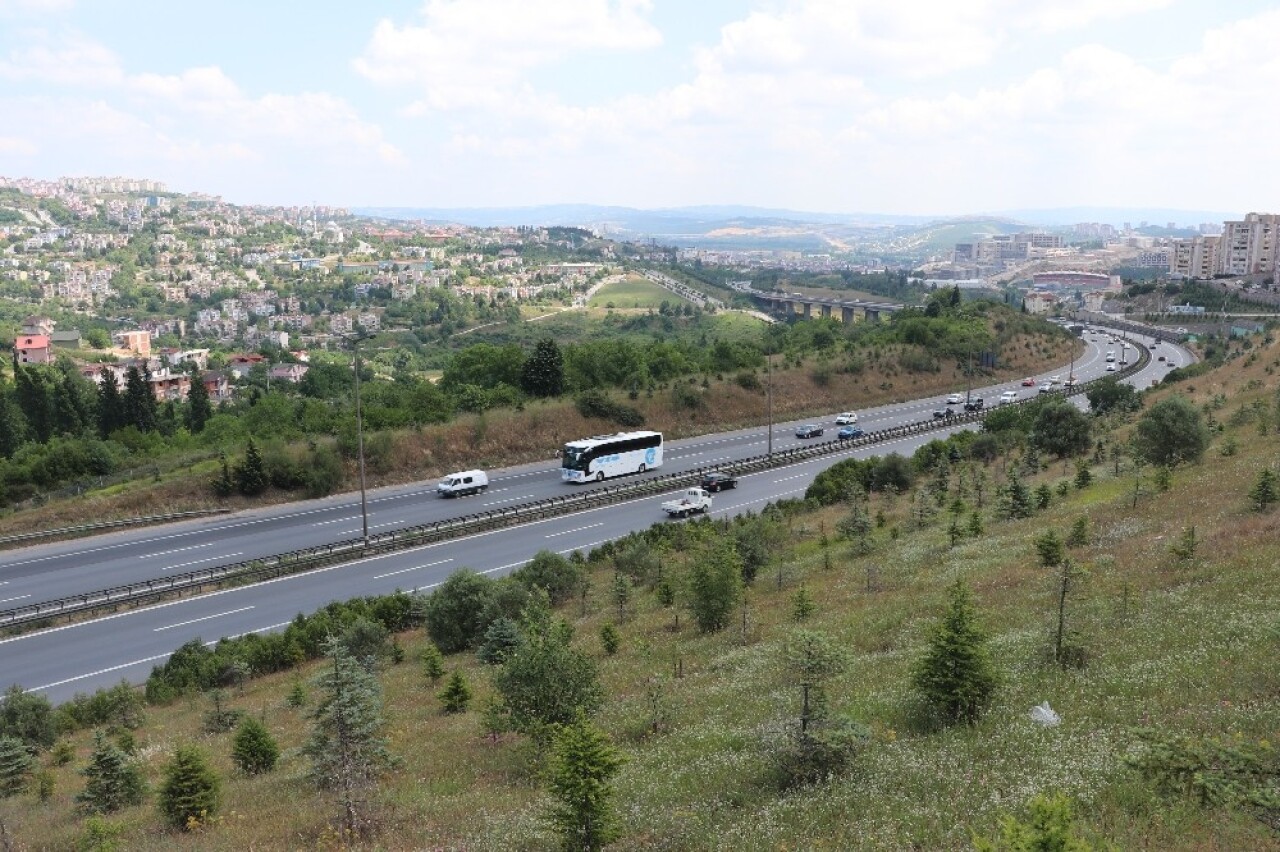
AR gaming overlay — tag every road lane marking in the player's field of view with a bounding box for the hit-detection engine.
[545,523,604,538]
[557,540,609,555]
[153,606,256,632]
[166,552,241,571]
[139,542,216,559]
[373,558,453,580]
[0,595,30,604]
[313,516,360,526]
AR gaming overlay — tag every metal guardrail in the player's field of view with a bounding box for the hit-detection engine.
[0,510,231,549]
[0,332,1151,632]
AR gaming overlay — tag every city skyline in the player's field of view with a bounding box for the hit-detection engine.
[3,0,1280,214]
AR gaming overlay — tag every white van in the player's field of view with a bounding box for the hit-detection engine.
[436,470,489,497]
[999,390,1019,405]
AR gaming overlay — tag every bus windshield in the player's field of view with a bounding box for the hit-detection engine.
[561,447,589,470]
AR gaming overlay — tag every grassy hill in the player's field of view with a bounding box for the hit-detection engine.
[4,332,1280,848]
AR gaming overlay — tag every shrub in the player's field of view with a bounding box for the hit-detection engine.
[423,570,497,653]
[157,745,221,831]
[231,717,279,776]
[0,685,57,751]
[439,671,472,714]
[512,550,585,605]
[912,580,998,726]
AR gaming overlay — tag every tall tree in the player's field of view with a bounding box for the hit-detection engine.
[235,438,267,496]
[1133,395,1209,467]
[520,337,565,398]
[912,579,999,726]
[0,735,32,799]
[96,367,125,438]
[184,373,213,433]
[122,365,158,433]
[13,364,53,443]
[546,710,626,852]
[0,394,24,458]
[302,636,393,837]
[157,745,221,831]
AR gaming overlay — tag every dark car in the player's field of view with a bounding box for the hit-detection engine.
[932,408,955,420]
[700,471,738,492]
[963,397,984,412]
[795,424,824,438]
[837,425,864,440]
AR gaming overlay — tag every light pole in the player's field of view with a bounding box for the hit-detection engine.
[350,333,369,543]
[766,352,774,458]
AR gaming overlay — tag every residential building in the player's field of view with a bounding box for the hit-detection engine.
[1217,213,1280,276]
[115,329,152,357]
[15,334,52,364]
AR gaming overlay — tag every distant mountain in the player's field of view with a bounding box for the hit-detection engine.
[988,206,1240,228]
[352,204,933,235]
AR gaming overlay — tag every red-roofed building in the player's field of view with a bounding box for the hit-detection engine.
[15,335,53,364]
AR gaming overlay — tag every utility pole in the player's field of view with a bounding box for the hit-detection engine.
[766,352,774,458]
[352,334,369,544]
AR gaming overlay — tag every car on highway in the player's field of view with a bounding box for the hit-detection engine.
[1157,355,1165,361]
[963,397,984,411]
[1106,363,1118,371]
[700,471,738,492]
[946,393,964,404]
[1049,375,1061,384]
[835,411,858,425]
[1038,383,1054,394]
[837,425,864,440]
[795,424,824,438]
[932,408,956,420]
[1021,377,1037,386]
[999,390,1019,405]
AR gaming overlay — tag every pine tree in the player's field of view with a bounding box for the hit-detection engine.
[157,745,221,831]
[0,735,32,799]
[420,643,446,684]
[1034,483,1053,511]
[477,617,523,665]
[1000,472,1033,519]
[13,363,53,443]
[302,637,392,836]
[235,438,267,496]
[122,365,157,433]
[492,616,603,740]
[231,716,279,776]
[687,539,743,632]
[546,710,626,852]
[0,394,24,458]
[912,580,999,725]
[599,623,620,655]
[185,373,213,434]
[520,337,565,398]
[438,671,472,714]
[77,731,146,814]
[1249,468,1279,511]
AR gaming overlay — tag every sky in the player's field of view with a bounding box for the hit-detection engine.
[2,0,1279,216]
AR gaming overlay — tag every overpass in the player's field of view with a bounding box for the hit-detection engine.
[728,281,904,323]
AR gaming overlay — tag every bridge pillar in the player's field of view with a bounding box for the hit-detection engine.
[803,302,812,318]
[841,307,855,323]
[780,300,793,316]
[820,304,832,319]
[864,308,880,322]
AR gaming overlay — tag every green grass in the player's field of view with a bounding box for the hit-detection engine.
[588,276,690,309]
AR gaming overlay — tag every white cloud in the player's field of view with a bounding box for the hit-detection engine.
[0,31,122,86]
[354,0,662,111]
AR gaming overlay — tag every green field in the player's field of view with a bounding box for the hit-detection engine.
[588,276,690,309]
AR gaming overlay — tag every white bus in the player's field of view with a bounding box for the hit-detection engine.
[561,431,663,483]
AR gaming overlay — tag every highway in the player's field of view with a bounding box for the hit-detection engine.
[0,328,1189,701]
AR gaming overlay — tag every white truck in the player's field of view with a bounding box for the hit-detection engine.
[662,487,713,518]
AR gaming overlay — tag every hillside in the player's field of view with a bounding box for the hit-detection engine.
[2,330,1279,849]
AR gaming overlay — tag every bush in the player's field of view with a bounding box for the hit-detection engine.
[574,389,645,427]
[424,570,496,653]
[512,550,585,605]
[1133,395,1210,467]
[231,717,279,776]
[0,684,57,751]
[770,718,870,789]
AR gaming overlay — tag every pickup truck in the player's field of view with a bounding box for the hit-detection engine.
[663,488,713,518]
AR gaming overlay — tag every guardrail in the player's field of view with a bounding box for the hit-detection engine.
[0,335,1151,632]
[0,509,231,549]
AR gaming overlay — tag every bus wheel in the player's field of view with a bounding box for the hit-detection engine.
[638,464,646,474]
[596,472,604,482]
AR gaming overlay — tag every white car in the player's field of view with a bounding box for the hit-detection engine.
[999,390,1019,405]
[1049,375,1061,384]
[835,412,858,425]
[1038,383,1054,394]
[1106,363,1118,372]
[946,393,964,404]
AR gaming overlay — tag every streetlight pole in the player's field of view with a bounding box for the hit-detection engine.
[351,334,369,543]
[766,352,774,458]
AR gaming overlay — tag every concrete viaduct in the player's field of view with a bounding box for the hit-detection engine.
[728,282,904,323]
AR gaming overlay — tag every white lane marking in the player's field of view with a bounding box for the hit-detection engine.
[313,516,360,526]
[27,652,176,693]
[222,622,292,641]
[0,595,31,604]
[773,473,809,484]
[557,540,609,555]
[166,552,241,571]
[545,523,604,538]
[481,560,527,575]
[153,605,256,632]
[373,558,453,580]
[139,542,215,559]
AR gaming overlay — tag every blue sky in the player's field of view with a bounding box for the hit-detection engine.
[2,0,1279,216]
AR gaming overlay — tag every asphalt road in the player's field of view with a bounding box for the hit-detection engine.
[0,328,1190,701]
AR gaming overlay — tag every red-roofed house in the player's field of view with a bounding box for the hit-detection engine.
[15,335,53,365]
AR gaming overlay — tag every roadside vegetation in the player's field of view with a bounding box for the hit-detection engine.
[0,290,1075,536]
[2,325,1278,849]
